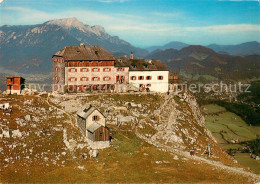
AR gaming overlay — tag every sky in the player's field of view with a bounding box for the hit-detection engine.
[0,0,259,47]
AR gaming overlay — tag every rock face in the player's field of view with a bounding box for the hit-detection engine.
[1,92,258,183]
[0,17,148,73]
[49,92,218,155]
[134,92,217,153]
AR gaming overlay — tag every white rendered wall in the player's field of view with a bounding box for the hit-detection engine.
[129,71,169,93]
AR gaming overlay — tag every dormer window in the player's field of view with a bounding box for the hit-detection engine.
[131,65,136,68]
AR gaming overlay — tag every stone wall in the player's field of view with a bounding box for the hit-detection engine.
[76,116,86,136]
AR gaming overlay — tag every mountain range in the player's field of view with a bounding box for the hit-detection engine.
[0,17,148,73]
[146,46,260,82]
[0,17,259,79]
[147,41,260,56]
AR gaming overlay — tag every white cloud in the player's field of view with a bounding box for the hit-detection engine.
[1,6,259,46]
[186,24,260,34]
[0,0,4,3]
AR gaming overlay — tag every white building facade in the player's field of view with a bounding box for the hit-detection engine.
[129,70,169,93]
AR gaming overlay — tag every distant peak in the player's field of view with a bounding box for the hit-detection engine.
[45,17,85,29]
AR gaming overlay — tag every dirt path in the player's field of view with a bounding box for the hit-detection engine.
[135,94,260,183]
[45,95,77,127]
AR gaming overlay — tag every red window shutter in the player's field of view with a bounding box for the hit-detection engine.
[123,68,125,71]
[69,68,71,72]
[117,68,119,72]
[103,77,105,81]
[86,77,88,81]
[75,69,77,72]
[109,77,111,80]
[80,68,82,72]
[109,68,111,71]
[92,116,94,121]
[75,78,77,81]
[92,68,94,72]
[69,78,71,81]
[103,68,105,72]
[87,68,89,72]
[97,116,100,121]
[162,76,164,80]
[98,68,100,72]
[80,77,82,81]
[157,76,159,80]
[98,77,100,81]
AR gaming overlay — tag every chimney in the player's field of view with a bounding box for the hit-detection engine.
[80,43,85,47]
[130,52,134,60]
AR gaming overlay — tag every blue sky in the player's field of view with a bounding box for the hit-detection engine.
[0,0,259,47]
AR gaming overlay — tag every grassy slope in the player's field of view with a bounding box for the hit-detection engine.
[202,104,260,174]
[0,94,257,183]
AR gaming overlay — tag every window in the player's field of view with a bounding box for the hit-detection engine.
[92,77,100,81]
[83,85,89,90]
[117,68,125,72]
[92,68,100,72]
[131,76,136,80]
[69,68,77,72]
[70,77,77,82]
[55,76,60,81]
[55,67,59,71]
[103,77,111,81]
[93,115,99,121]
[146,84,151,87]
[158,76,164,80]
[99,132,103,137]
[81,68,88,72]
[81,77,88,81]
[138,76,144,80]
[146,76,152,80]
[103,68,111,72]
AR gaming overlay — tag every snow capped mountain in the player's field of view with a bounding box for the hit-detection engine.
[0,18,148,73]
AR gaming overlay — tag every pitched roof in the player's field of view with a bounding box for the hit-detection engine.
[77,105,104,119]
[53,45,115,61]
[115,59,168,71]
[86,122,102,133]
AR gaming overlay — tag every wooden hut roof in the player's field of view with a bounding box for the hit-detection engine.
[86,122,102,133]
[53,45,115,61]
[77,105,105,119]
